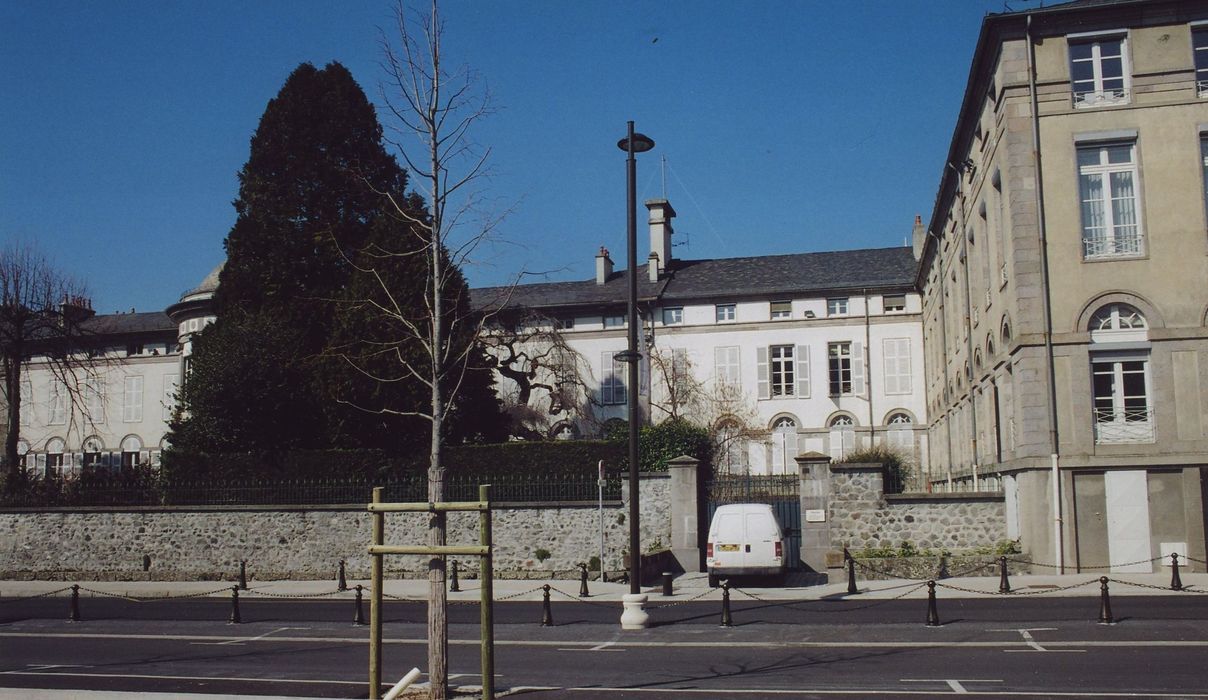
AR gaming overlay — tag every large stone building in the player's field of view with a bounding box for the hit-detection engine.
[474,200,928,477]
[917,0,1208,571]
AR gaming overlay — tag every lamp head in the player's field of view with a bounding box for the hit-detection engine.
[617,132,655,153]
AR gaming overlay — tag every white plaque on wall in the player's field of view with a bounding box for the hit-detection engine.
[805,509,826,523]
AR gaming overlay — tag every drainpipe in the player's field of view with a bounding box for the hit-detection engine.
[864,288,874,450]
[1027,14,1064,574]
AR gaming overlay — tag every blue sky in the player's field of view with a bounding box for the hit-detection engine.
[1,1,1034,315]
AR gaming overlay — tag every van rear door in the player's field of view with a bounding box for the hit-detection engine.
[745,508,780,568]
[711,510,744,570]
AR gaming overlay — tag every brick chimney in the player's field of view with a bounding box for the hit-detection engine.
[595,246,614,285]
[645,199,676,278]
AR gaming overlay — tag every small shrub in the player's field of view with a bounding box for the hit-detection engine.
[588,556,601,572]
[897,541,919,558]
[534,548,551,562]
[835,445,910,494]
[995,539,1022,556]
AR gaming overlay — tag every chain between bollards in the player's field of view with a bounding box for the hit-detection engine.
[998,556,1011,594]
[238,560,248,590]
[540,584,553,626]
[925,580,940,627]
[353,585,365,626]
[720,581,733,627]
[229,586,242,624]
[69,584,80,622]
[578,562,590,597]
[337,560,347,592]
[1098,576,1114,624]
[450,560,461,593]
[845,547,858,595]
[1170,553,1183,591]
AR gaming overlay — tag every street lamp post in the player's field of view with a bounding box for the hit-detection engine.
[617,122,654,603]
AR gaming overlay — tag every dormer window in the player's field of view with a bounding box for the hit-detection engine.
[770,300,792,320]
[1069,34,1130,108]
[662,307,683,325]
[827,298,849,316]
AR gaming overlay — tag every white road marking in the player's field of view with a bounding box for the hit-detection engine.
[190,626,310,646]
[989,627,1085,653]
[902,678,1003,694]
[557,688,1208,697]
[3,631,1207,650]
[0,670,360,685]
[558,640,625,652]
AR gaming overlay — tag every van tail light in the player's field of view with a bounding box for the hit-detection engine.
[706,542,714,558]
[775,540,783,558]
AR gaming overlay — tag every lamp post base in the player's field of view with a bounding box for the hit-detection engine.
[620,593,649,629]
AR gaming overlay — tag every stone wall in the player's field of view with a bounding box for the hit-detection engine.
[829,463,1006,552]
[0,474,670,581]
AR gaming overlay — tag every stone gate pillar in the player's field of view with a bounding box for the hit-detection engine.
[796,451,833,574]
[667,455,702,573]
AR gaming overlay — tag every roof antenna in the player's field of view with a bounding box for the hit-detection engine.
[660,155,667,199]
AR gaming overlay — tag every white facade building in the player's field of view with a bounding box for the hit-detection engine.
[474,200,929,477]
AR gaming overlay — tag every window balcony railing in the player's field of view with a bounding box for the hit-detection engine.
[1083,233,1143,259]
[1073,87,1130,108]
[1094,407,1155,444]
[1198,79,1208,98]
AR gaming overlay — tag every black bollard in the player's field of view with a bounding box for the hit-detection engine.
[925,580,940,627]
[662,571,674,597]
[998,556,1012,594]
[1098,576,1114,624]
[845,548,858,595]
[337,560,347,592]
[238,560,248,590]
[450,560,461,593]
[1170,553,1183,591]
[353,585,365,626]
[541,584,553,627]
[720,581,733,628]
[229,586,242,624]
[578,563,589,597]
[69,584,80,622]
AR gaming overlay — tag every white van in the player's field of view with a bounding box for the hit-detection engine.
[705,503,786,586]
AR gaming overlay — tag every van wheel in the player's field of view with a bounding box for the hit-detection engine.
[708,574,719,588]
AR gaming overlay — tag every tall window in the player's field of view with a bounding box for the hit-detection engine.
[121,435,143,469]
[600,351,626,405]
[19,379,31,427]
[84,376,104,423]
[770,416,799,475]
[1069,36,1129,107]
[714,346,740,388]
[48,383,66,425]
[1078,142,1142,258]
[829,415,855,460]
[828,342,854,396]
[882,338,912,395]
[162,375,178,421]
[715,304,736,323]
[123,376,143,422]
[886,412,914,452]
[1201,136,1208,226]
[1194,27,1208,97]
[770,345,795,397]
[1092,355,1152,443]
[45,437,65,472]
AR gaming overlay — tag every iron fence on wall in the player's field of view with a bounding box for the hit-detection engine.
[0,470,621,509]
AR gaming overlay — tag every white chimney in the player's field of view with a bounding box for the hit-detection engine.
[595,246,614,285]
[648,252,660,282]
[645,199,676,278]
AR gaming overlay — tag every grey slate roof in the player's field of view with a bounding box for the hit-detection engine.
[82,311,175,336]
[472,246,918,312]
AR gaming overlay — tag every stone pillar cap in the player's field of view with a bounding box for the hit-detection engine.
[793,451,832,464]
[666,454,700,467]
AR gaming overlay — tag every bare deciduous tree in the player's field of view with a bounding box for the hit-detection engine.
[0,243,93,487]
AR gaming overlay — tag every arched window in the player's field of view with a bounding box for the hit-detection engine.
[82,436,105,471]
[828,415,855,461]
[713,418,746,476]
[770,415,799,475]
[1089,303,1147,342]
[886,412,914,453]
[1001,317,1012,345]
[121,435,144,469]
[45,437,66,473]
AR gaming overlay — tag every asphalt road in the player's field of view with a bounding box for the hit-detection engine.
[3,594,1208,698]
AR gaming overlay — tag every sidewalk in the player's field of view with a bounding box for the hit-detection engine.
[3,570,1205,601]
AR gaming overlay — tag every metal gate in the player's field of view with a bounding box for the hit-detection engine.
[706,475,803,571]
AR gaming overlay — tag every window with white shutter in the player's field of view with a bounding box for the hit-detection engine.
[756,346,770,399]
[714,346,740,388]
[795,344,810,398]
[600,352,626,405]
[84,376,104,423]
[882,338,912,395]
[48,383,66,425]
[123,376,143,423]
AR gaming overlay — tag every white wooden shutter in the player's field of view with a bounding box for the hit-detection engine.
[851,341,865,396]
[795,344,810,398]
[756,346,770,399]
